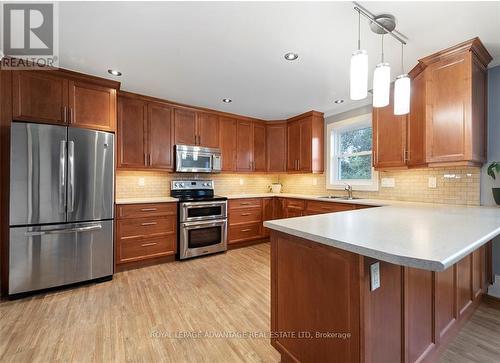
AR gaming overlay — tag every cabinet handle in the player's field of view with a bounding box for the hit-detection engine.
[62,106,67,123]
[141,242,158,247]
[141,208,157,212]
[144,154,147,165]
[68,108,73,124]
[198,135,201,145]
[141,222,157,226]
[241,213,251,216]
[148,154,152,165]
[240,202,251,205]
[241,228,252,232]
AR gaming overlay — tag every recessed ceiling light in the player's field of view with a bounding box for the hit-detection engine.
[107,69,122,76]
[284,52,299,61]
[222,98,232,103]
[334,99,345,104]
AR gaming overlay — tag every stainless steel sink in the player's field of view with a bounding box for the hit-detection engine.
[318,196,363,200]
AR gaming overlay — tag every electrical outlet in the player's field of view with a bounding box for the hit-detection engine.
[312,177,318,186]
[138,177,145,187]
[239,178,244,185]
[381,178,395,188]
[370,262,380,291]
[428,177,437,188]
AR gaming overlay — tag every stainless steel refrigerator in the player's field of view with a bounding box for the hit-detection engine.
[9,122,114,295]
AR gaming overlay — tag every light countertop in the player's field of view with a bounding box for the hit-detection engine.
[264,203,500,272]
[115,197,178,204]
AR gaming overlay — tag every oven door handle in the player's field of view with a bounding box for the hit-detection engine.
[182,219,227,228]
[182,202,226,209]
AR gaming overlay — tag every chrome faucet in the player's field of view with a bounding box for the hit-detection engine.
[344,184,353,200]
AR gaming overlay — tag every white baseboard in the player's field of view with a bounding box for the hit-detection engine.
[487,274,500,298]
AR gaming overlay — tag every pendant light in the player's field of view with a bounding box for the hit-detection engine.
[373,35,390,108]
[394,43,411,115]
[350,10,368,100]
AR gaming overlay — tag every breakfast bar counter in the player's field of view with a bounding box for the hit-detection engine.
[264,203,500,363]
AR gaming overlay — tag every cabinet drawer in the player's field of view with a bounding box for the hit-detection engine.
[306,201,355,214]
[284,199,306,210]
[229,198,262,210]
[117,203,177,219]
[118,235,176,263]
[230,207,262,225]
[117,216,176,240]
[229,223,261,243]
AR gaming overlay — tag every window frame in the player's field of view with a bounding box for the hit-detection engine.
[326,113,379,191]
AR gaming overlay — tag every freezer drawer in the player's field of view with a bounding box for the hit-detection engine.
[9,220,113,295]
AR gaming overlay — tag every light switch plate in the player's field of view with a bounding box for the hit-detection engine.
[138,177,145,187]
[381,178,396,188]
[428,177,437,188]
[370,262,380,291]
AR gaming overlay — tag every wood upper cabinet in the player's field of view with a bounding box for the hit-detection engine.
[118,93,173,170]
[287,111,324,173]
[253,122,266,172]
[236,120,253,171]
[197,112,219,148]
[372,88,408,169]
[68,80,117,132]
[117,96,147,168]
[12,70,68,124]
[148,102,173,169]
[266,122,287,172]
[219,117,237,171]
[420,38,491,167]
[173,108,197,145]
[174,109,220,148]
[12,70,118,132]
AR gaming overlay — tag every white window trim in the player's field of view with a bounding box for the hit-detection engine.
[326,113,379,191]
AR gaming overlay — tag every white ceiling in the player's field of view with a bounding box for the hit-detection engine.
[59,1,500,120]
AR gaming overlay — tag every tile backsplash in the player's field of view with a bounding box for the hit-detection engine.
[116,167,481,206]
[279,167,481,205]
[116,171,278,198]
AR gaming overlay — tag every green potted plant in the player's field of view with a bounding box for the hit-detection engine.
[487,161,500,205]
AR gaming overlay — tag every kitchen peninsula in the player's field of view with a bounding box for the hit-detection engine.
[264,203,500,363]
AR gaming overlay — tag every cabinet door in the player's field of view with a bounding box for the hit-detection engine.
[197,112,219,148]
[236,120,253,171]
[287,120,301,171]
[68,80,117,132]
[148,102,173,169]
[299,119,312,171]
[373,89,407,168]
[174,108,196,145]
[426,55,468,163]
[12,71,68,124]
[253,122,266,172]
[117,97,148,168]
[407,72,426,167]
[262,197,275,238]
[266,123,287,172]
[219,117,237,171]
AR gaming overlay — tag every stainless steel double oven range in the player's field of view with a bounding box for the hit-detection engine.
[171,180,227,259]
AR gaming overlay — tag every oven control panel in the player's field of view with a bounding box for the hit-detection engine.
[171,180,214,190]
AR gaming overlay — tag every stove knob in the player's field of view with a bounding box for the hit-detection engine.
[174,183,180,188]
[180,183,185,187]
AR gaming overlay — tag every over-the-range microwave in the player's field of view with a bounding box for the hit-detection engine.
[175,144,222,173]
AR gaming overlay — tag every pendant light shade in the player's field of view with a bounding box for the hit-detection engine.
[350,50,368,100]
[373,63,391,107]
[394,74,410,115]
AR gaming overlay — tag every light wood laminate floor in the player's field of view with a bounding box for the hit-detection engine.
[1,243,499,363]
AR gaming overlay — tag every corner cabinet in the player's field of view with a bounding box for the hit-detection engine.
[117,93,174,170]
[266,122,287,172]
[372,37,491,170]
[12,70,119,132]
[286,111,324,173]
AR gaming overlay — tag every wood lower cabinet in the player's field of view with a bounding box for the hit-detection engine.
[219,117,237,171]
[68,80,116,132]
[118,93,174,170]
[287,111,324,173]
[12,69,118,131]
[115,203,177,266]
[283,199,306,218]
[266,122,287,172]
[262,197,275,237]
[228,198,263,244]
[305,200,355,215]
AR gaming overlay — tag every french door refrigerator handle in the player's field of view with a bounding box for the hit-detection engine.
[59,140,67,213]
[68,140,75,212]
